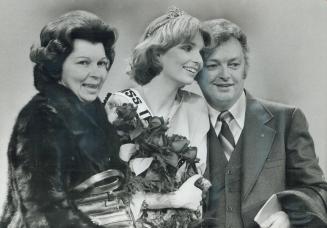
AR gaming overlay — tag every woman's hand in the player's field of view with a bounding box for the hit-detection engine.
[143,174,203,211]
[171,174,203,210]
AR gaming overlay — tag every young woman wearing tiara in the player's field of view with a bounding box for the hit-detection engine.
[105,6,211,226]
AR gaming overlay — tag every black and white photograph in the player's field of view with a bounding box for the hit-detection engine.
[0,0,326,227]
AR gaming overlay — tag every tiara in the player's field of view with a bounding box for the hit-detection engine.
[145,6,185,38]
[167,6,184,19]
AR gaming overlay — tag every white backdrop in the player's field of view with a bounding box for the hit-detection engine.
[1,0,327,213]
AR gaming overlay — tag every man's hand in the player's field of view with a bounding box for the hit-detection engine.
[260,211,291,228]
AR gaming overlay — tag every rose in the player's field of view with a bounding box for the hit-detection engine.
[181,147,197,161]
[162,152,179,168]
[169,135,190,153]
[150,133,166,147]
[145,132,167,148]
[116,103,138,121]
[112,119,135,131]
[147,116,168,132]
[129,120,147,140]
[112,104,138,132]
[194,177,212,200]
[194,177,212,192]
[111,103,148,140]
[178,147,199,184]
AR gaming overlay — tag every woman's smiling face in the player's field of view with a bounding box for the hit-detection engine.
[60,39,109,103]
[158,32,204,87]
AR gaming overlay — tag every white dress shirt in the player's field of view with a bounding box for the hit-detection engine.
[208,92,246,160]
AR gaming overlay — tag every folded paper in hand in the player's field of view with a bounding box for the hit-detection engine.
[254,194,282,226]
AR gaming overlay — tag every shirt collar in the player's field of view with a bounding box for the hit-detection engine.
[208,91,246,129]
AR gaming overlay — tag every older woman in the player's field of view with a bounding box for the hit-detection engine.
[0,10,122,227]
[105,7,211,219]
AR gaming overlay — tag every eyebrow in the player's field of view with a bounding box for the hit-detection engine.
[206,59,219,63]
[229,57,242,62]
[207,57,242,62]
[74,56,108,61]
[99,57,109,61]
[75,56,90,59]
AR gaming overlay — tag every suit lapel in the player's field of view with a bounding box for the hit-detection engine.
[241,93,276,200]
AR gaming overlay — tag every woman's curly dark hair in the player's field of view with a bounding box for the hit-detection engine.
[30,10,117,92]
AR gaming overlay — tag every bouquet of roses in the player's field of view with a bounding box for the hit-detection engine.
[110,103,211,228]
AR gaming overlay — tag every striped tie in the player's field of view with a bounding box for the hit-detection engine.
[218,111,235,158]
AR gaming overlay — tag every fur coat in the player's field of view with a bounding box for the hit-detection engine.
[1,84,122,228]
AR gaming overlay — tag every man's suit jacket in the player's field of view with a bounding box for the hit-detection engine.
[206,91,327,227]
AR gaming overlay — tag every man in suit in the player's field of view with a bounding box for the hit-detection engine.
[197,19,327,228]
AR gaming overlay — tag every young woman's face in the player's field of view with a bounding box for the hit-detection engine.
[159,32,204,87]
[60,39,109,103]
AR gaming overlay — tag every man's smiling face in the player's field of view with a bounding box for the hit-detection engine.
[198,37,246,111]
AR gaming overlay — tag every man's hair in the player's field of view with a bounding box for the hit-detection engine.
[129,8,210,85]
[201,19,249,75]
[30,10,117,92]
